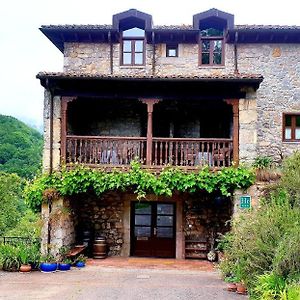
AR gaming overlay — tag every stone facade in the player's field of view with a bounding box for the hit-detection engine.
[40,9,300,258]
[61,41,300,163]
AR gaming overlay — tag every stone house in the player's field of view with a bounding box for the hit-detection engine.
[37,8,300,258]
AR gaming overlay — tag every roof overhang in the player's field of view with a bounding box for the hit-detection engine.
[37,72,263,100]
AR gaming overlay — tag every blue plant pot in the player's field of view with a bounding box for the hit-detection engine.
[75,261,85,268]
[58,263,71,271]
[40,262,58,273]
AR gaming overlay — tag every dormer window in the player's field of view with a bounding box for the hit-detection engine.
[193,9,233,67]
[200,27,224,66]
[121,27,145,66]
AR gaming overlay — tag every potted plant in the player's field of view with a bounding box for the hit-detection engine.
[0,244,20,272]
[18,246,32,273]
[74,254,87,268]
[58,258,72,271]
[28,244,41,271]
[40,253,58,273]
[225,276,238,292]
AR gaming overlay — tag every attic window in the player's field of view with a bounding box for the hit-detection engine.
[166,45,178,57]
[121,27,145,66]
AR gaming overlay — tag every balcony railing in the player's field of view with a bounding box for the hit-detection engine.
[65,135,233,168]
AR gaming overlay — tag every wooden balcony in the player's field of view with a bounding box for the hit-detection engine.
[65,135,233,168]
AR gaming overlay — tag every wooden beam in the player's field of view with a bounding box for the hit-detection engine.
[61,96,76,164]
[225,99,239,165]
[140,98,160,165]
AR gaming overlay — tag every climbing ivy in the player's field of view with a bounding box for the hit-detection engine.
[24,161,255,211]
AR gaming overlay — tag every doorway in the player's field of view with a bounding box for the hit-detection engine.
[130,202,176,258]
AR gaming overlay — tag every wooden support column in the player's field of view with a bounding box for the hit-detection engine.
[225,99,239,165]
[140,98,160,165]
[61,97,76,164]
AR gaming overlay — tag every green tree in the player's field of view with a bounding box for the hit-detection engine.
[0,115,43,179]
[0,172,25,235]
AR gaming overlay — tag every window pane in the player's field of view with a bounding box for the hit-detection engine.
[296,128,300,139]
[202,40,210,51]
[135,215,151,226]
[123,53,132,64]
[296,116,300,127]
[135,40,144,52]
[285,115,292,126]
[201,28,223,37]
[135,227,151,237]
[134,53,143,64]
[167,49,177,57]
[201,53,210,64]
[214,40,222,52]
[285,128,292,139]
[123,40,131,52]
[157,216,173,226]
[213,53,222,64]
[157,227,173,238]
[135,203,151,214]
[157,204,174,215]
[123,27,145,37]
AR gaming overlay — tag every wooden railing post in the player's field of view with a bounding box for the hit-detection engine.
[61,97,76,164]
[225,99,239,165]
[140,98,160,165]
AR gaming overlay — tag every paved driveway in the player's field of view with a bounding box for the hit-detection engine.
[0,259,248,300]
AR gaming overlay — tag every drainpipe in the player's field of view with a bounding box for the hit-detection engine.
[234,31,239,74]
[152,31,155,76]
[109,31,113,75]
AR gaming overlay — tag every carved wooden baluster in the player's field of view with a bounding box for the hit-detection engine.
[154,141,158,165]
[79,139,82,163]
[140,141,144,164]
[179,142,184,166]
[185,142,189,166]
[169,141,173,165]
[85,139,88,164]
[217,142,221,167]
[164,141,168,165]
[207,142,211,167]
[191,142,195,166]
[175,142,178,165]
[158,141,162,165]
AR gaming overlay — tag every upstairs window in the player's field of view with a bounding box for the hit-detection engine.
[166,44,178,57]
[200,27,224,66]
[121,27,145,66]
[283,114,300,142]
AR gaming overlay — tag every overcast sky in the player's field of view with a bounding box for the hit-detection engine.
[1,0,300,128]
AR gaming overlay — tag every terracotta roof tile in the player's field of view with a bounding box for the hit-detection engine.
[36,71,263,81]
[41,24,300,31]
[235,25,300,30]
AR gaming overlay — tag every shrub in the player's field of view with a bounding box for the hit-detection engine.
[219,192,300,290]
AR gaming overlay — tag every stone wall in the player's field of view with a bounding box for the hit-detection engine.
[43,92,61,172]
[184,193,232,249]
[237,44,300,162]
[71,192,124,256]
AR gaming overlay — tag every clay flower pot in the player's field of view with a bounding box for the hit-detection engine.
[227,283,237,292]
[19,264,32,273]
[236,282,247,295]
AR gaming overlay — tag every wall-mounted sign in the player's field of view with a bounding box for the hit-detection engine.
[240,195,251,209]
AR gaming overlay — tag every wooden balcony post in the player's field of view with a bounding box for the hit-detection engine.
[61,97,76,164]
[225,99,239,165]
[140,98,160,165]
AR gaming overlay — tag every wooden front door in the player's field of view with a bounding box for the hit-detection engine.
[131,202,176,258]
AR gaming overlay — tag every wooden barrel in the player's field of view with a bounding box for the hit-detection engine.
[93,237,107,259]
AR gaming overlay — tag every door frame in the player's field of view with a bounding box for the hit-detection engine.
[130,201,176,258]
[121,193,184,259]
